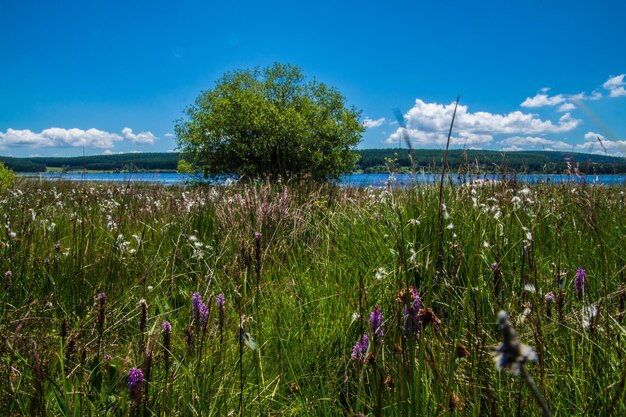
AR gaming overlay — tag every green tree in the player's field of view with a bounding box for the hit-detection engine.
[0,163,15,192]
[175,63,364,181]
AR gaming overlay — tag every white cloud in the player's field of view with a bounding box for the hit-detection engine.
[521,93,567,108]
[521,78,608,110]
[500,145,523,152]
[121,127,157,145]
[557,102,576,112]
[602,74,626,97]
[362,117,386,128]
[499,136,571,151]
[164,133,175,138]
[392,129,493,147]
[102,149,114,155]
[570,91,602,101]
[521,91,602,109]
[0,127,159,149]
[0,127,123,149]
[576,131,626,156]
[386,99,580,147]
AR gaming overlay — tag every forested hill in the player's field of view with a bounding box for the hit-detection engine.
[1,149,625,174]
[0,153,180,173]
[355,149,626,174]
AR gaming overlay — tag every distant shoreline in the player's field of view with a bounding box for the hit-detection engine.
[2,149,626,174]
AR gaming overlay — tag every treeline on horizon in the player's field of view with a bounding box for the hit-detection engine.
[1,149,625,174]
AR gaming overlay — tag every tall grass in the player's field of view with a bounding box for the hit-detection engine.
[0,177,624,416]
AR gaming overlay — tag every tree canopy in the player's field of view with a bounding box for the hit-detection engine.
[175,63,364,181]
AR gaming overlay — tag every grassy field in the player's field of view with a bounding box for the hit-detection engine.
[1,177,624,416]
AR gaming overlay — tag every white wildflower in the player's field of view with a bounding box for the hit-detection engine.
[375,267,387,281]
[582,304,598,330]
[523,284,536,293]
[242,333,257,350]
[442,204,450,220]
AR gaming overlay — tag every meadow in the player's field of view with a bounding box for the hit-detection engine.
[0,177,624,416]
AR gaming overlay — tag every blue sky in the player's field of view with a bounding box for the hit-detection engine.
[1,0,625,157]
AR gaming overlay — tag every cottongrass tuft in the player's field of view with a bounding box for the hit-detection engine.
[490,311,552,416]
[490,311,537,376]
[582,304,598,330]
[242,332,257,350]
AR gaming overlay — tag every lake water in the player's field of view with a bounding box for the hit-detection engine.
[18,172,626,186]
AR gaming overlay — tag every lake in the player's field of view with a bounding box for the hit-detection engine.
[17,172,626,186]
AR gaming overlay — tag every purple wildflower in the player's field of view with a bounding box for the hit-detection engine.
[103,353,112,365]
[199,302,209,331]
[162,321,172,334]
[162,321,172,368]
[410,287,420,312]
[216,293,225,310]
[403,305,411,336]
[97,292,106,336]
[351,333,369,361]
[192,292,202,320]
[370,305,384,342]
[139,299,148,333]
[403,287,421,338]
[544,291,556,318]
[127,367,144,402]
[574,268,587,297]
[216,293,225,341]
